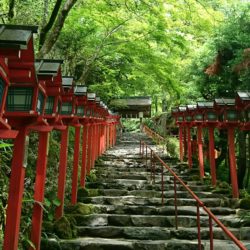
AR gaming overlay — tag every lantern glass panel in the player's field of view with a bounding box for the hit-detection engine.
[77,106,84,116]
[37,91,45,114]
[6,87,33,111]
[45,96,54,114]
[226,110,238,121]
[195,114,203,121]
[177,116,183,122]
[207,111,217,121]
[86,109,92,117]
[0,77,5,107]
[186,115,192,121]
[61,102,72,115]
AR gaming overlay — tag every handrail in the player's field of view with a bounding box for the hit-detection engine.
[142,125,165,144]
[140,140,247,250]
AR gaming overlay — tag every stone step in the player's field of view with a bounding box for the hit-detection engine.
[80,188,225,199]
[70,214,243,228]
[43,237,250,250]
[76,226,250,241]
[67,203,236,216]
[78,196,227,207]
[85,182,212,192]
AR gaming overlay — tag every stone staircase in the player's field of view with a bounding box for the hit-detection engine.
[43,132,250,250]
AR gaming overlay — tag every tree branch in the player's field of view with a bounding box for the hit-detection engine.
[8,0,15,20]
[38,0,77,58]
[39,0,63,49]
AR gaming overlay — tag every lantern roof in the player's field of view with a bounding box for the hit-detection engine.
[35,59,63,76]
[197,101,214,109]
[74,85,87,95]
[87,93,96,101]
[178,106,187,112]
[187,104,196,111]
[0,24,38,49]
[96,97,101,103]
[237,91,250,101]
[171,107,179,113]
[214,98,235,106]
[62,76,74,88]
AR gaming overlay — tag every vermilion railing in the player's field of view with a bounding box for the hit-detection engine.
[142,125,165,144]
[140,140,247,250]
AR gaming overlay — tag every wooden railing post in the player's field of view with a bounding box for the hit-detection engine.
[4,127,28,250]
[71,125,81,205]
[30,131,50,250]
[56,126,69,219]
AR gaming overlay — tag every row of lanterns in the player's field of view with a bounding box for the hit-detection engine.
[0,24,120,250]
[172,93,250,200]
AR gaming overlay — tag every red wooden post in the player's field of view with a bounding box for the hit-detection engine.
[197,126,205,179]
[87,124,93,175]
[30,131,50,250]
[187,126,192,168]
[179,126,183,162]
[91,123,96,169]
[71,126,81,204]
[183,127,187,159]
[208,126,216,186]
[4,127,28,250]
[56,126,69,219]
[80,124,88,187]
[228,127,239,198]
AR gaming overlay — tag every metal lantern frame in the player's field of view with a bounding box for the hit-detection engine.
[0,24,47,129]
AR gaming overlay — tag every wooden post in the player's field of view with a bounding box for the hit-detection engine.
[4,128,28,250]
[187,126,192,169]
[228,127,239,198]
[208,126,216,186]
[56,126,69,219]
[30,131,50,250]
[179,126,183,162]
[80,124,88,187]
[197,126,204,179]
[91,123,96,169]
[71,126,81,204]
[87,124,93,175]
[183,127,187,159]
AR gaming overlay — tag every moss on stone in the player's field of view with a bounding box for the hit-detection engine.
[239,198,250,210]
[54,216,72,239]
[40,238,61,250]
[78,187,100,197]
[42,221,54,234]
[66,203,95,215]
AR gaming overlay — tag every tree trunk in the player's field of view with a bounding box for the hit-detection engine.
[39,0,63,50]
[8,0,15,20]
[237,130,246,189]
[38,0,77,58]
[162,97,167,112]
[154,96,158,114]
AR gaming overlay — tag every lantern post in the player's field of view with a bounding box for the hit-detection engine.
[73,85,87,196]
[55,76,77,219]
[202,101,218,186]
[86,93,96,174]
[0,25,48,250]
[29,59,63,250]
[214,98,240,198]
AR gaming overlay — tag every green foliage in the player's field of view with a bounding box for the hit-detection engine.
[185,3,250,99]
[121,118,140,132]
[166,137,180,158]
